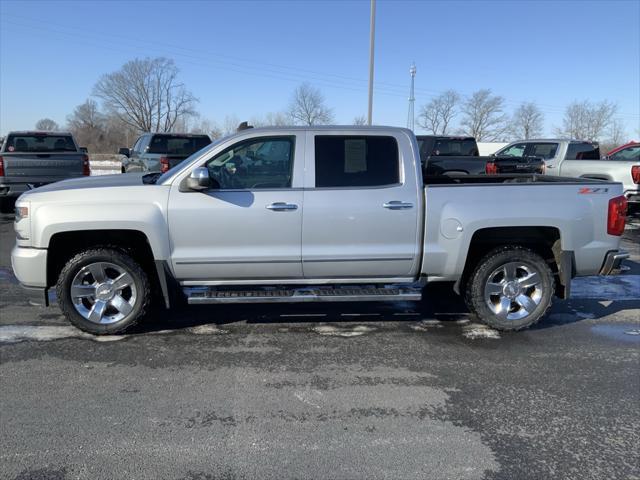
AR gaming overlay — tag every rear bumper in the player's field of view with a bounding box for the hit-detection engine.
[599,250,629,275]
[624,190,639,204]
[0,181,53,197]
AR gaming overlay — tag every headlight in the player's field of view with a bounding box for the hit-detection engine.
[14,202,30,241]
[15,205,28,221]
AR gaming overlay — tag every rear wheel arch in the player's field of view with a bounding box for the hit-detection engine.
[457,226,569,299]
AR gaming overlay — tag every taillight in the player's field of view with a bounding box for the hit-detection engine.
[632,165,640,184]
[160,156,170,173]
[485,161,498,174]
[607,195,627,236]
[82,154,90,176]
[0,156,4,177]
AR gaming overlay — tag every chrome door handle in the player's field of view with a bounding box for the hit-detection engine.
[383,201,413,210]
[266,202,298,211]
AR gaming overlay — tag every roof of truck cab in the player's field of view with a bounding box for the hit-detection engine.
[7,130,74,136]
[512,138,597,143]
[235,125,414,133]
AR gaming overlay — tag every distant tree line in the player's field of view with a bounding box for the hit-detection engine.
[417,88,624,150]
[31,56,628,153]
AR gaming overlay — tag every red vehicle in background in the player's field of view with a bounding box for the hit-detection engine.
[606,141,640,160]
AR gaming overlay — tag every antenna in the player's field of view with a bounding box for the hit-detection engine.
[407,63,416,131]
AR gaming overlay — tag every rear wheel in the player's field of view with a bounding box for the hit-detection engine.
[465,246,554,331]
[56,248,151,334]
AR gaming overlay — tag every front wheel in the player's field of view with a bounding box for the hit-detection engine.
[56,248,151,334]
[465,246,554,331]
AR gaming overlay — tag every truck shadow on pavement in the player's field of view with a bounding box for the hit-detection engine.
[128,281,639,335]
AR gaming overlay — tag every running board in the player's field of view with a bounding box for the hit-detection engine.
[185,285,423,305]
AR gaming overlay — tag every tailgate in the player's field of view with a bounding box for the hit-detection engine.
[1,153,85,180]
[494,156,544,174]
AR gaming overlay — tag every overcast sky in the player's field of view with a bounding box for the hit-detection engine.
[1,0,639,137]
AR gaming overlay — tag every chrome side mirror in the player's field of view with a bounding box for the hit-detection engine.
[186,167,212,191]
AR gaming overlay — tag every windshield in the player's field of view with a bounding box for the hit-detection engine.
[147,135,211,155]
[5,134,77,152]
[610,145,640,161]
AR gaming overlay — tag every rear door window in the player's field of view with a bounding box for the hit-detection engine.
[528,143,559,160]
[566,142,600,160]
[314,136,399,188]
[432,138,478,156]
[5,134,76,152]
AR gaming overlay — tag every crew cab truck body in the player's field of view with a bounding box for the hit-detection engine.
[416,135,544,176]
[12,126,628,335]
[0,131,89,212]
[120,133,212,174]
[496,139,640,204]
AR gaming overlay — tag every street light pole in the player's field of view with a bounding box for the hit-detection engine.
[367,0,376,125]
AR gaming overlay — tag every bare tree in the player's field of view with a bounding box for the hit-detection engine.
[510,102,544,139]
[417,90,460,135]
[191,118,223,140]
[288,83,334,126]
[250,112,290,127]
[459,89,507,141]
[93,57,198,133]
[608,118,626,146]
[66,100,105,150]
[555,100,617,141]
[35,118,59,131]
[352,115,367,125]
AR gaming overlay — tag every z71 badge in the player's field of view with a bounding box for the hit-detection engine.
[578,187,609,194]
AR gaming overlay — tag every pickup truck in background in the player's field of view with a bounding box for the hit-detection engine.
[12,127,628,336]
[119,133,212,174]
[416,135,545,176]
[0,131,89,213]
[496,139,639,205]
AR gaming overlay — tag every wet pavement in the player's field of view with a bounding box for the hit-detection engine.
[1,211,638,480]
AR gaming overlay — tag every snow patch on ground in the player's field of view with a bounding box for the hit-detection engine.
[462,323,501,339]
[312,325,375,337]
[294,389,324,409]
[0,325,126,343]
[187,324,228,335]
[411,319,443,331]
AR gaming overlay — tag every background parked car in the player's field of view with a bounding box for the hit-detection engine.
[0,131,89,213]
[416,135,544,176]
[119,133,212,173]
[606,141,639,161]
[495,139,639,205]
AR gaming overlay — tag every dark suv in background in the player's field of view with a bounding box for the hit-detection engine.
[119,133,212,173]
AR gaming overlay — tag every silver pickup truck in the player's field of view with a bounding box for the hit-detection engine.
[496,139,640,204]
[0,131,90,212]
[11,127,629,335]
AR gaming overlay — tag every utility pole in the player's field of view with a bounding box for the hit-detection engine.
[407,63,416,131]
[367,0,376,125]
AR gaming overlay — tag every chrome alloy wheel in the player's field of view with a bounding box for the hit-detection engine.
[484,262,543,321]
[70,262,137,324]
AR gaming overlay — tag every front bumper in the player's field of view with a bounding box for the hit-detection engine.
[599,250,629,275]
[11,245,48,287]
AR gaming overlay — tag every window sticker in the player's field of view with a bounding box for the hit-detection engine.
[344,139,367,173]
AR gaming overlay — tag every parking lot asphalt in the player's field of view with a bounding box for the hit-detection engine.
[1,211,639,480]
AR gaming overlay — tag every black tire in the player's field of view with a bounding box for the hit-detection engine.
[465,246,554,331]
[56,248,151,334]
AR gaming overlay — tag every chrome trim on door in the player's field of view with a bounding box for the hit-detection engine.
[383,201,414,210]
